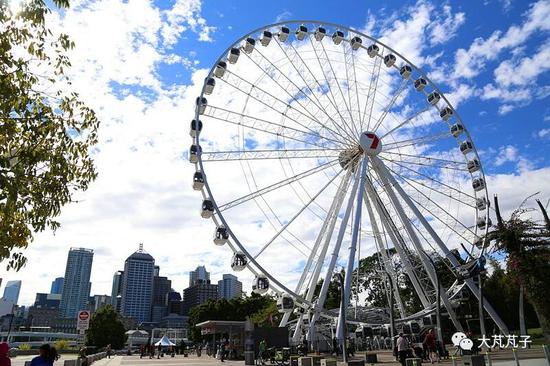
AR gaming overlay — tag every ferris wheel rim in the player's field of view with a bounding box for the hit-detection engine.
[192,20,491,308]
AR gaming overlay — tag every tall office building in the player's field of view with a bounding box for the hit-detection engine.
[218,274,243,300]
[189,265,210,286]
[50,277,64,295]
[182,283,218,315]
[121,245,155,323]
[151,275,171,323]
[2,280,22,304]
[110,271,124,312]
[59,248,94,318]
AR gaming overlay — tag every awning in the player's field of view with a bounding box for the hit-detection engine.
[154,335,176,346]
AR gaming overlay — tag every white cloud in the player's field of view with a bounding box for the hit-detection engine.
[538,128,550,137]
[495,145,519,166]
[493,42,550,87]
[452,0,550,80]
[428,5,466,45]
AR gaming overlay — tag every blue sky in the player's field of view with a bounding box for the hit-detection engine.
[2,0,549,306]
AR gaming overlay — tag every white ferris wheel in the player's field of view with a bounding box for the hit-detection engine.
[190,21,508,342]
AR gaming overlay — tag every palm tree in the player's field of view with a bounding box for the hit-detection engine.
[490,195,550,344]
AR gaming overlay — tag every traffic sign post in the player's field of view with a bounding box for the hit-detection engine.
[77,310,90,344]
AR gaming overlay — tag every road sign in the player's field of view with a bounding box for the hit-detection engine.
[77,310,90,332]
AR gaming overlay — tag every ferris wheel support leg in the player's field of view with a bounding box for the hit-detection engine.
[363,191,406,318]
[336,158,368,346]
[370,157,464,332]
[302,172,352,346]
[308,167,361,344]
[371,156,509,335]
[364,176,431,309]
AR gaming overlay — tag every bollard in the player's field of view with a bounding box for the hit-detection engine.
[451,355,457,366]
[485,351,492,366]
[512,348,520,366]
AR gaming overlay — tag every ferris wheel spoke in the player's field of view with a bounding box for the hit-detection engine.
[205,105,342,148]
[384,164,477,237]
[220,71,350,145]
[363,53,384,131]
[240,49,357,147]
[308,37,360,141]
[276,39,355,140]
[372,78,409,133]
[379,155,468,172]
[253,168,343,259]
[262,41,357,145]
[380,106,432,139]
[202,148,341,162]
[382,132,452,152]
[380,151,466,166]
[218,159,340,212]
[343,41,364,127]
[385,159,477,202]
[317,37,359,136]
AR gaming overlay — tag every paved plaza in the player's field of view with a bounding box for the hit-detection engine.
[9,349,549,366]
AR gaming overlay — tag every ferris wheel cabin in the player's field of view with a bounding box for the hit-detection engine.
[460,140,474,155]
[440,107,454,121]
[213,226,229,245]
[204,78,215,95]
[189,144,201,163]
[214,61,227,78]
[295,25,308,40]
[244,37,256,54]
[414,77,427,91]
[367,44,379,57]
[189,119,203,137]
[427,91,441,105]
[450,123,465,137]
[351,36,362,50]
[400,65,412,79]
[231,252,247,271]
[384,54,396,67]
[201,199,214,218]
[192,171,205,191]
[277,293,295,313]
[260,31,272,46]
[253,275,270,294]
[477,216,492,230]
[196,97,207,115]
[472,177,486,191]
[314,27,326,41]
[467,158,481,173]
[279,27,290,42]
[476,197,488,210]
[228,48,240,64]
[332,30,344,45]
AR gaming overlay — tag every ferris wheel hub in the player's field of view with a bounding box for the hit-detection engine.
[359,131,382,156]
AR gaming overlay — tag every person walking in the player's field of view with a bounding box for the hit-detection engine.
[157,343,162,359]
[0,343,11,366]
[258,339,267,365]
[423,329,438,363]
[106,344,112,359]
[220,342,226,362]
[396,333,408,366]
[30,344,60,366]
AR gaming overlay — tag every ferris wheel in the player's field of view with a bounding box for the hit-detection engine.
[190,21,508,341]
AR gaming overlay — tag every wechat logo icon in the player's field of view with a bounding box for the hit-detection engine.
[452,332,473,351]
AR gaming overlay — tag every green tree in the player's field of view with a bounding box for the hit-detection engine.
[1,0,100,270]
[85,305,127,349]
[491,196,550,343]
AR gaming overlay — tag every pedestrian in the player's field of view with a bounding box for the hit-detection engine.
[258,339,267,365]
[0,343,10,366]
[79,346,88,366]
[332,337,339,356]
[396,333,408,366]
[423,329,438,363]
[220,341,227,362]
[30,344,60,366]
[157,343,162,359]
[106,344,112,359]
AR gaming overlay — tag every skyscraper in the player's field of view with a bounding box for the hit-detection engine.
[2,280,22,304]
[151,275,171,322]
[218,274,243,300]
[189,265,210,286]
[59,248,93,318]
[121,245,155,323]
[110,271,124,312]
[50,277,64,295]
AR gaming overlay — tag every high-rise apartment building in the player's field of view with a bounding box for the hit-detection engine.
[50,277,64,295]
[189,265,210,286]
[182,283,217,315]
[2,280,22,304]
[110,271,124,312]
[59,248,94,318]
[218,274,243,300]
[121,245,155,323]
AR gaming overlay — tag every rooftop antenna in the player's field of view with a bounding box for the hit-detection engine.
[138,242,144,252]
